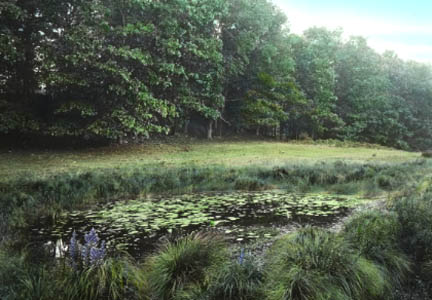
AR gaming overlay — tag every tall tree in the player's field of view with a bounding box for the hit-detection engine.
[335,37,409,147]
[291,27,344,139]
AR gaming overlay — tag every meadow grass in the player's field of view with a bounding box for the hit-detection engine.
[0,139,419,181]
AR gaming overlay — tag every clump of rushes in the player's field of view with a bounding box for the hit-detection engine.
[391,193,432,262]
[343,210,411,290]
[389,191,432,297]
[205,249,264,300]
[264,227,390,300]
[62,257,147,300]
[146,232,228,300]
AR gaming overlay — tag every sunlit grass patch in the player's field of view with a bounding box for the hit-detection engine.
[0,140,419,181]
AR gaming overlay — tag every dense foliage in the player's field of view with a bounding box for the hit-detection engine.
[1,0,432,149]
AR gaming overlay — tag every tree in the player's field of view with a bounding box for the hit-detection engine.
[240,72,305,136]
[220,0,296,135]
[335,37,409,148]
[291,28,344,139]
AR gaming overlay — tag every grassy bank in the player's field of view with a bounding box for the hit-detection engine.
[1,159,429,232]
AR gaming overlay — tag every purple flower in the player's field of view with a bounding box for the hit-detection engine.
[89,241,106,266]
[84,228,99,245]
[238,248,245,265]
[81,244,89,266]
[69,231,78,269]
[69,231,78,259]
[68,228,107,270]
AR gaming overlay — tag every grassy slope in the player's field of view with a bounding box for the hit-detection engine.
[0,140,419,180]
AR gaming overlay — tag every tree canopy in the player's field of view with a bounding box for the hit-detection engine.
[1,0,432,149]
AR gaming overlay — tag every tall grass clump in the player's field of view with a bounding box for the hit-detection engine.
[146,232,228,300]
[0,249,27,300]
[264,227,389,300]
[0,248,59,300]
[343,210,411,289]
[205,252,264,300]
[0,247,146,300]
[389,188,432,296]
[61,257,147,300]
[391,193,432,262]
[58,228,148,300]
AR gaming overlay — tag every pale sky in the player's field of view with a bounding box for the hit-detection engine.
[272,0,432,63]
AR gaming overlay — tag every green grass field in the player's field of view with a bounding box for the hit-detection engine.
[0,140,419,180]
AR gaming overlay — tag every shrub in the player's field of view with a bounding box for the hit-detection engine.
[264,227,389,300]
[298,132,312,141]
[205,252,264,300]
[422,150,432,158]
[146,232,228,300]
[343,210,411,288]
[376,175,394,189]
[234,177,268,190]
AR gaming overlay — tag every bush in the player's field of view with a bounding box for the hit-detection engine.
[264,227,389,300]
[422,150,432,158]
[343,210,411,289]
[146,232,228,300]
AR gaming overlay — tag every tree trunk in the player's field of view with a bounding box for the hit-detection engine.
[256,127,260,136]
[184,120,190,135]
[207,120,213,139]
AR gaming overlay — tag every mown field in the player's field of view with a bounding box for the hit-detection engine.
[0,139,419,180]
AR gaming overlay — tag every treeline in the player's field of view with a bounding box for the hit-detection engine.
[1,0,432,149]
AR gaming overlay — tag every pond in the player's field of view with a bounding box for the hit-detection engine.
[30,191,370,258]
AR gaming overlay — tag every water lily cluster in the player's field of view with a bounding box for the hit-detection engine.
[69,228,106,270]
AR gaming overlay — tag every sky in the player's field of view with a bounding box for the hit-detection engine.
[271,0,432,63]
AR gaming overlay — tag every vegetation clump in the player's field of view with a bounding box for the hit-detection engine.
[205,252,264,300]
[422,150,432,158]
[264,227,390,300]
[343,210,411,289]
[146,232,228,300]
